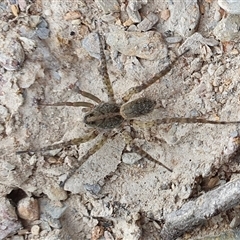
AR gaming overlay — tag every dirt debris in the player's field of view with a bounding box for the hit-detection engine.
[1,0,240,239]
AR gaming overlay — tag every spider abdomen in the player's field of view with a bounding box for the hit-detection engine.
[84,103,124,129]
[120,97,156,119]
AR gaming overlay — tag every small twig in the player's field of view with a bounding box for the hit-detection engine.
[160,132,240,239]
[161,178,240,239]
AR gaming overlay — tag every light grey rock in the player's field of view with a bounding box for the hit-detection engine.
[126,6,141,23]
[0,105,9,122]
[126,0,147,23]
[137,13,159,31]
[95,0,120,14]
[230,214,240,228]
[106,28,167,60]
[165,36,183,44]
[179,32,219,54]
[84,183,102,195]
[36,27,50,40]
[0,35,25,70]
[218,0,240,14]
[82,32,101,60]
[122,152,142,165]
[213,14,240,41]
[0,197,22,239]
[167,0,200,37]
[43,182,68,201]
[40,198,67,219]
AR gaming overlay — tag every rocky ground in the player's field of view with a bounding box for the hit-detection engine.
[1,0,240,239]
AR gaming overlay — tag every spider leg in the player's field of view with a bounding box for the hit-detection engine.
[122,50,189,103]
[131,144,172,172]
[97,33,115,103]
[121,131,172,172]
[16,130,99,154]
[39,101,95,108]
[69,84,102,104]
[132,118,240,127]
[61,131,110,187]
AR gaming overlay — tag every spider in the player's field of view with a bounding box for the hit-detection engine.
[16,33,240,187]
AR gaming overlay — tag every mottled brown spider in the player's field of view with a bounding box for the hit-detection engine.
[17,33,240,186]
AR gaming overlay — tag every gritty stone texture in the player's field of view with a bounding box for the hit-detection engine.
[106,28,167,60]
[39,198,67,219]
[137,13,159,31]
[42,182,68,201]
[0,33,25,71]
[218,0,240,14]
[213,14,240,41]
[0,197,22,239]
[95,0,120,14]
[167,0,200,37]
[1,0,240,239]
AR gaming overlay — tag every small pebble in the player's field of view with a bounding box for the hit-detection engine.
[91,225,104,240]
[43,9,52,16]
[122,152,141,165]
[95,0,120,14]
[2,24,9,31]
[215,65,226,77]
[213,15,240,41]
[123,18,134,27]
[214,7,222,21]
[82,32,101,59]
[37,18,49,29]
[10,4,19,17]
[43,184,68,201]
[230,49,239,55]
[31,225,40,236]
[84,183,102,195]
[18,229,30,235]
[126,5,141,23]
[207,63,216,76]
[160,9,170,20]
[0,124,4,134]
[18,0,27,11]
[0,198,22,239]
[0,105,9,122]
[101,14,116,23]
[17,197,39,221]
[212,77,221,87]
[104,231,115,240]
[28,15,41,28]
[2,161,15,171]
[137,12,159,31]
[0,36,25,70]
[168,1,200,37]
[36,27,50,39]
[230,214,240,228]
[64,11,82,20]
[71,19,81,25]
[128,0,142,11]
[39,198,67,219]
[165,36,182,44]
[10,236,24,240]
[192,72,202,79]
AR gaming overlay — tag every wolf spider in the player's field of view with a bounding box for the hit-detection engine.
[17,33,240,187]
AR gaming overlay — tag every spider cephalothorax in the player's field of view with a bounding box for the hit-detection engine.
[83,97,156,129]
